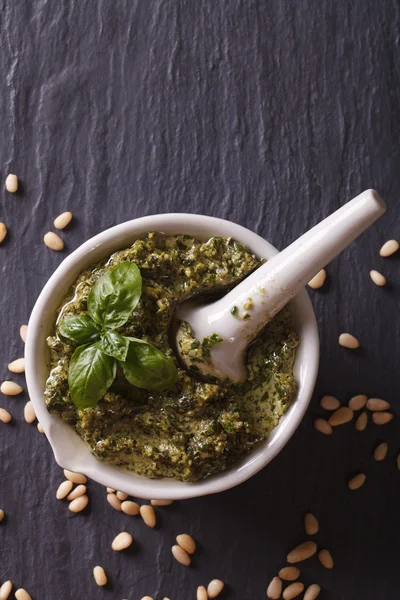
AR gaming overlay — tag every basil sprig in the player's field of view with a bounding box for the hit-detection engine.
[59,262,177,410]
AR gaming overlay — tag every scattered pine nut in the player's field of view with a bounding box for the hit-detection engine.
[197,586,208,600]
[373,442,388,461]
[338,333,360,349]
[207,580,224,598]
[348,473,366,490]
[314,418,333,435]
[372,411,393,425]
[140,504,156,528]
[67,484,87,501]
[121,500,140,515]
[5,174,18,193]
[20,325,28,343]
[69,495,89,513]
[151,499,173,506]
[304,584,321,600]
[56,480,74,500]
[107,493,122,511]
[141,597,153,600]
[93,566,107,587]
[287,541,317,563]
[171,544,191,566]
[0,408,12,423]
[278,567,300,581]
[37,422,44,434]
[24,401,36,424]
[116,491,128,501]
[366,398,390,411]
[308,269,327,289]
[355,411,368,431]
[370,270,386,286]
[320,395,340,410]
[304,512,319,535]
[176,533,196,554]
[283,582,304,599]
[348,394,367,411]
[266,576,282,599]
[15,590,31,600]
[397,454,400,470]
[44,231,64,251]
[64,469,87,484]
[112,532,133,551]
[0,509,4,521]
[380,239,399,257]
[1,381,23,396]
[106,487,115,493]
[54,211,73,230]
[318,548,334,569]
[328,406,353,426]
[0,580,12,600]
[0,222,7,244]
[8,358,25,373]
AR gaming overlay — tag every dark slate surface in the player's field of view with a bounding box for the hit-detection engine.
[1,1,400,598]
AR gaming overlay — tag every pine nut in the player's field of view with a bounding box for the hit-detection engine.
[328,406,353,426]
[24,401,36,424]
[1,381,23,395]
[308,269,327,289]
[107,487,115,493]
[37,422,44,434]
[67,484,86,501]
[116,491,128,501]
[5,174,18,193]
[278,567,300,581]
[320,395,340,410]
[44,231,64,251]
[0,509,4,521]
[207,580,224,598]
[397,454,400,470]
[318,548,334,569]
[373,442,388,461]
[56,480,73,500]
[0,408,12,423]
[366,398,390,411]
[54,211,73,230]
[8,358,25,373]
[372,411,393,425]
[355,411,368,431]
[287,541,317,563]
[348,394,367,411]
[121,500,140,515]
[15,590,31,600]
[171,544,191,566]
[338,333,360,349]
[176,533,196,554]
[107,493,122,511]
[266,576,282,599]
[69,494,89,513]
[304,512,319,535]
[283,582,304,599]
[0,222,7,244]
[348,473,366,490]
[380,239,399,257]
[20,325,28,343]
[0,580,12,600]
[370,270,386,286]
[314,418,333,435]
[112,532,133,551]
[197,586,208,600]
[64,469,87,484]
[304,584,321,600]
[141,597,153,600]
[93,566,107,587]
[151,499,173,506]
[140,504,156,528]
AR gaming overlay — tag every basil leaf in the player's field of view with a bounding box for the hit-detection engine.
[120,338,177,391]
[68,344,116,410]
[59,315,101,344]
[98,331,129,362]
[87,262,142,329]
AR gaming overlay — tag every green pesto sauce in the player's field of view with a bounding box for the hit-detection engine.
[45,233,299,482]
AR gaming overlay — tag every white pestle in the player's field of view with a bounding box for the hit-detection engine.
[176,189,386,382]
